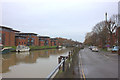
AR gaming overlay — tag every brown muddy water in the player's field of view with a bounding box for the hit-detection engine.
[1,48,72,78]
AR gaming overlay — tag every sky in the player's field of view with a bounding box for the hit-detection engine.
[0,0,119,42]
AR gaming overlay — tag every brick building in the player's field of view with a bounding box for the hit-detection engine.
[38,36,51,46]
[0,26,61,47]
[106,27,120,47]
[106,33,117,46]
[50,38,58,46]
[116,27,120,45]
[15,36,26,46]
[0,26,20,46]
[18,33,39,46]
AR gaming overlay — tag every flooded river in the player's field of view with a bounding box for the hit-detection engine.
[2,48,72,78]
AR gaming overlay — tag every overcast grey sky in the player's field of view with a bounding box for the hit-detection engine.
[1,0,119,42]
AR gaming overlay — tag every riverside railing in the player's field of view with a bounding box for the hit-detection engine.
[46,51,73,80]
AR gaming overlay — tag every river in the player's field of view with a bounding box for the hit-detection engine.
[2,48,72,78]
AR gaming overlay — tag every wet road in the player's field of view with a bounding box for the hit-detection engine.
[79,47,118,78]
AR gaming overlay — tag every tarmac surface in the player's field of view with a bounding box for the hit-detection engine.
[56,47,119,80]
[79,48,118,78]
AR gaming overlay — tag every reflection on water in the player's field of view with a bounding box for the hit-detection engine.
[2,48,72,78]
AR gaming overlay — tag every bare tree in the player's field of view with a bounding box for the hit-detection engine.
[84,21,108,47]
[106,14,118,47]
[84,14,119,48]
[92,21,108,47]
[92,21,106,34]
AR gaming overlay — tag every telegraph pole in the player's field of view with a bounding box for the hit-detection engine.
[118,2,120,55]
[105,12,109,48]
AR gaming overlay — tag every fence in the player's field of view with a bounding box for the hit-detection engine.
[46,50,73,80]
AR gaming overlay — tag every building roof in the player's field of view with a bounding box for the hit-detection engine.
[0,26,20,32]
[12,30,20,32]
[19,33,38,35]
[38,36,50,38]
[0,26,12,30]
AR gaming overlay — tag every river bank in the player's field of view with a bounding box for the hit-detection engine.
[3,46,59,52]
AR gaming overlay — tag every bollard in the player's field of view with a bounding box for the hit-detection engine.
[68,52,71,60]
[62,57,65,72]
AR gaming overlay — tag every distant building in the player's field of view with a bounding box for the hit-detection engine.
[0,26,20,46]
[38,36,51,46]
[18,33,39,46]
[56,37,76,47]
[56,37,67,46]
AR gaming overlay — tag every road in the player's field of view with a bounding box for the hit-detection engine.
[79,47,118,79]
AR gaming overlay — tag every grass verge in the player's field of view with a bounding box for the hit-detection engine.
[4,46,58,52]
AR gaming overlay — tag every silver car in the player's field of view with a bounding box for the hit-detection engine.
[92,47,99,52]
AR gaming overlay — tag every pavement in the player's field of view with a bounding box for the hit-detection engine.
[55,47,119,80]
[54,48,81,79]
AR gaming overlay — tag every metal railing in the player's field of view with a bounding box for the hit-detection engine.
[46,59,64,80]
[46,51,72,80]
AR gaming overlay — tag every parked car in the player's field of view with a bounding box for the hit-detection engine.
[92,47,99,52]
[112,46,119,52]
[89,46,93,50]
[107,47,112,51]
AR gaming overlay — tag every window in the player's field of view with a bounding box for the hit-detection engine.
[31,39,34,42]
[31,38,34,42]
[3,28,11,32]
[44,40,49,46]
[54,41,56,45]
[29,35,32,38]
[28,38,30,42]
[40,39,44,41]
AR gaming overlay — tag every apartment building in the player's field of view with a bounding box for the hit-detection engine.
[0,26,20,46]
